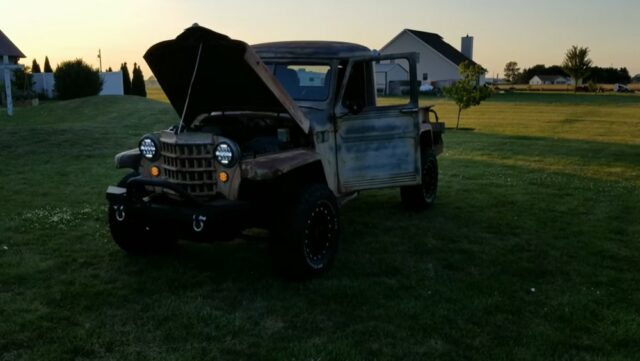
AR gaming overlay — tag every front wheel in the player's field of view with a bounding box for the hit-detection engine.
[401,151,438,210]
[271,184,339,280]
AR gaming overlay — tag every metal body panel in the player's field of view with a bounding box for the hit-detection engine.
[241,149,320,180]
[253,41,371,59]
[144,25,310,132]
[336,108,420,192]
[333,53,422,193]
[115,149,141,170]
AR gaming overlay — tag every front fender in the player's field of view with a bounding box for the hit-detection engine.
[240,149,321,180]
[114,149,141,170]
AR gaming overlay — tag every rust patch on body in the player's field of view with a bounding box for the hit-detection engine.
[241,149,319,180]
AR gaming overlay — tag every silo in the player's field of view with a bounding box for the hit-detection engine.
[461,35,474,60]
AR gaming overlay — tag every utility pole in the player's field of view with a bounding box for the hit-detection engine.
[97,49,102,72]
[1,55,24,116]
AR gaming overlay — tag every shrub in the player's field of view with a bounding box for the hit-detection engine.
[43,56,53,73]
[54,59,103,100]
[131,63,147,97]
[12,67,36,101]
[120,63,132,95]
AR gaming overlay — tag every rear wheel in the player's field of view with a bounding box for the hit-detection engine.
[401,150,438,210]
[271,184,339,279]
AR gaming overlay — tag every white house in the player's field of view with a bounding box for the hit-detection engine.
[1,29,26,115]
[374,63,409,95]
[380,29,482,88]
[529,75,573,85]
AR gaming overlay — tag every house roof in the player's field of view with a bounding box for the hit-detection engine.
[374,63,408,73]
[404,29,475,66]
[532,75,567,81]
[0,29,25,58]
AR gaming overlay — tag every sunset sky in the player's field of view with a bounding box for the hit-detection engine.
[2,0,639,79]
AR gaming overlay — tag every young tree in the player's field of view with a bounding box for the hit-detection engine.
[443,61,492,130]
[120,62,132,95]
[54,59,103,100]
[43,56,53,73]
[130,63,147,97]
[32,59,42,73]
[12,67,35,100]
[503,61,520,83]
[562,45,592,90]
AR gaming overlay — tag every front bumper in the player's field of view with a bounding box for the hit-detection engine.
[106,178,251,242]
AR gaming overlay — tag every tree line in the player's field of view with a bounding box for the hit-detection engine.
[503,46,632,85]
[27,57,147,99]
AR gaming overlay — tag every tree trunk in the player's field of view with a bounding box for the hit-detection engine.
[456,107,462,130]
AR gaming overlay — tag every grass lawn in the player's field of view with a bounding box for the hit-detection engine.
[1,93,639,360]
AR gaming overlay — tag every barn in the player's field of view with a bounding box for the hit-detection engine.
[374,63,409,95]
[380,29,481,89]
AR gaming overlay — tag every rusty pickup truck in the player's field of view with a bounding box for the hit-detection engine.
[106,24,444,279]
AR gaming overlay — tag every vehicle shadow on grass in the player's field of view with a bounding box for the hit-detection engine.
[114,237,276,284]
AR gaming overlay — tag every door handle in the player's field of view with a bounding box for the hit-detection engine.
[400,108,419,114]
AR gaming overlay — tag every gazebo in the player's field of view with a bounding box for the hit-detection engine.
[0,29,26,116]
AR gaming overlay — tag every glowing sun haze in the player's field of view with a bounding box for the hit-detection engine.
[2,0,639,79]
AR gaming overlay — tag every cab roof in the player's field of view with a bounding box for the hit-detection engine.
[253,41,372,59]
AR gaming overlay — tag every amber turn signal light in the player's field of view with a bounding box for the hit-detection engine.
[150,166,161,177]
[218,171,229,183]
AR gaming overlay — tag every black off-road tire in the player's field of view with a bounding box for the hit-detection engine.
[108,173,176,255]
[401,151,438,210]
[271,184,339,280]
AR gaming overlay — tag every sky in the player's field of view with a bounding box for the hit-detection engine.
[2,0,639,79]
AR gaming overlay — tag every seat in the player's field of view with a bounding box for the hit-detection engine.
[276,68,301,99]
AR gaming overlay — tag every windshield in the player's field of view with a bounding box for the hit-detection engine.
[266,64,332,101]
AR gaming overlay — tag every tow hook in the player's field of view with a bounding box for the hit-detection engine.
[193,215,207,232]
[114,205,126,221]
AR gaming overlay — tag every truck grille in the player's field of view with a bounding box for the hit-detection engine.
[159,140,217,198]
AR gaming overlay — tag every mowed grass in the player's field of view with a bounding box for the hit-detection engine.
[1,93,639,360]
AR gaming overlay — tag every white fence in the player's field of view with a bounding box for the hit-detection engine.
[32,71,124,97]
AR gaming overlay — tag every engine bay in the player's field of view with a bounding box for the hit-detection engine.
[188,112,311,158]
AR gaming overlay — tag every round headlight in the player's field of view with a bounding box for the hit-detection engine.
[215,142,235,167]
[139,137,158,160]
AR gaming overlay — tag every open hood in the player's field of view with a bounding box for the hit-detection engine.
[144,25,310,132]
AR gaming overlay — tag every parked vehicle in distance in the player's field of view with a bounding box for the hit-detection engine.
[613,83,633,93]
[106,24,445,279]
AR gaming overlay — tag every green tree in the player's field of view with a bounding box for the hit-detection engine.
[12,67,35,100]
[443,61,492,130]
[130,63,147,97]
[503,61,520,83]
[562,45,592,90]
[31,59,42,73]
[120,62,132,95]
[54,59,103,100]
[43,56,53,73]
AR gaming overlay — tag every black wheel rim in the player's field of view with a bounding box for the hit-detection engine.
[422,157,438,202]
[303,201,337,269]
